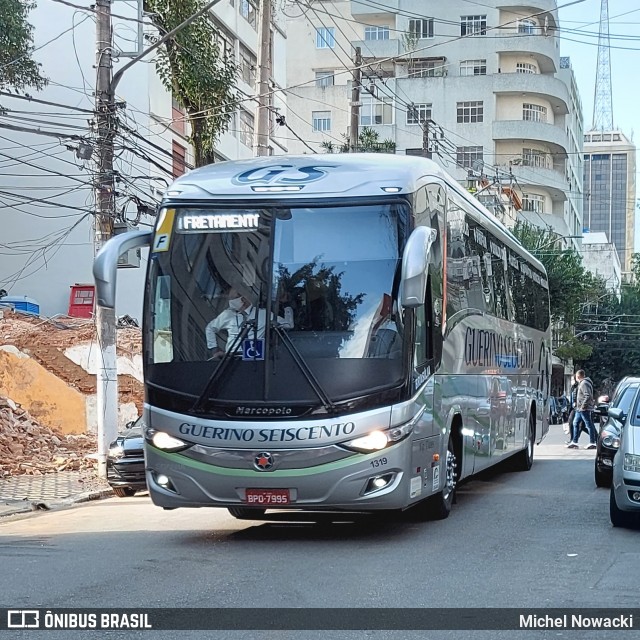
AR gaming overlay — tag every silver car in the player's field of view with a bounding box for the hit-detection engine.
[609,403,640,527]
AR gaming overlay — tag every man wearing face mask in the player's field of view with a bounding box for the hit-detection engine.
[205,288,293,359]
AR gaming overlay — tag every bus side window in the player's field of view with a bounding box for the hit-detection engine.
[414,279,434,366]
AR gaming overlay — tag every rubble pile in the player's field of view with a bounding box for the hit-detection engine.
[0,395,97,477]
[0,310,143,410]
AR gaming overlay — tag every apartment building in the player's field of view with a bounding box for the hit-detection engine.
[583,130,636,273]
[285,0,583,239]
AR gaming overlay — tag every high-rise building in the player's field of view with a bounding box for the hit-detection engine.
[285,1,583,240]
[582,131,636,272]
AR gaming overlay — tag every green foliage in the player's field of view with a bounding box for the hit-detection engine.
[322,127,396,154]
[0,0,47,91]
[144,0,239,166]
[578,261,640,391]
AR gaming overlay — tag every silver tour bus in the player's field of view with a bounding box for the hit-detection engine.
[94,154,551,520]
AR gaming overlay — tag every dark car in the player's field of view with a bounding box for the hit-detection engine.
[594,377,640,488]
[548,396,561,425]
[107,417,146,497]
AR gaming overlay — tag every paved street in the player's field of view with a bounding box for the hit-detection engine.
[0,424,637,639]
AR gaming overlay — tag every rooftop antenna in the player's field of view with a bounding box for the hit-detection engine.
[592,0,613,130]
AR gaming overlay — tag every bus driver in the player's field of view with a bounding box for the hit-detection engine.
[205,288,294,359]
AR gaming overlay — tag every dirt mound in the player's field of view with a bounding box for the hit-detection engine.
[0,310,143,410]
[0,395,96,477]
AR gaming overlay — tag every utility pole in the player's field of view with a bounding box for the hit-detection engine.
[93,0,224,478]
[255,0,272,156]
[94,0,117,479]
[349,47,362,153]
[422,117,431,159]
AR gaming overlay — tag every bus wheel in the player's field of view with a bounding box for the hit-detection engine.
[511,413,535,472]
[227,507,267,520]
[415,436,457,521]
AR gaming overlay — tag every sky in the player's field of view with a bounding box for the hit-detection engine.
[558,0,640,137]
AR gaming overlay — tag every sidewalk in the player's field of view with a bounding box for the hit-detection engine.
[0,470,112,520]
[537,421,600,460]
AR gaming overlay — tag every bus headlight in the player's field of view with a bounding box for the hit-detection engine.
[342,422,414,453]
[146,429,190,452]
[345,430,388,453]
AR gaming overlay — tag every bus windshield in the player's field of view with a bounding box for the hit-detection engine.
[145,201,409,411]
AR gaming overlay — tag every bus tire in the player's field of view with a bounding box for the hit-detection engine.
[414,436,457,521]
[511,412,535,472]
[227,507,267,520]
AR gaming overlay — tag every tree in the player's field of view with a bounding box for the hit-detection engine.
[321,127,396,154]
[579,254,640,391]
[144,0,239,166]
[0,0,47,91]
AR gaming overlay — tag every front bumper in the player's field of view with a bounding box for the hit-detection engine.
[107,456,147,490]
[144,437,421,512]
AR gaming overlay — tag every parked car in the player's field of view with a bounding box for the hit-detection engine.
[106,417,146,497]
[594,378,640,488]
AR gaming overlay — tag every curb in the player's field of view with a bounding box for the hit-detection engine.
[0,487,114,521]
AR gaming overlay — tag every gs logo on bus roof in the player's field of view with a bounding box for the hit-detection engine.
[232,164,337,186]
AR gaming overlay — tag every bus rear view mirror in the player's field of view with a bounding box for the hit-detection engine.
[400,226,437,308]
[94,230,153,309]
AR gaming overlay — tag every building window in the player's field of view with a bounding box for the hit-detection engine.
[407,103,432,125]
[523,103,547,123]
[239,0,257,29]
[408,18,434,39]
[518,19,536,34]
[239,109,254,148]
[316,27,335,49]
[312,111,331,132]
[460,15,487,36]
[522,193,545,214]
[239,44,257,86]
[364,26,389,40]
[360,96,393,125]
[408,59,444,77]
[460,59,486,76]
[315,71,335,88]
[456,146,483,169]
[522,148,551,168]
[171,93,185,136]
[457,101,483,123]
[516,62,537,74]
[172,140,186,178]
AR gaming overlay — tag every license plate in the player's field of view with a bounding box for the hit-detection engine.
[245,489,291,505]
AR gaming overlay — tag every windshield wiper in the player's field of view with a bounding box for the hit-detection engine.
[191,319,255,413]
[272,324,337,415]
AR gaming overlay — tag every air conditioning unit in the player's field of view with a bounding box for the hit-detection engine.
[114,222,141,269]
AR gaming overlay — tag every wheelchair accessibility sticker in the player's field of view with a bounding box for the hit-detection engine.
[242,339,265,361]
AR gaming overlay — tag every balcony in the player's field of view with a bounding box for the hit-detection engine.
[493,120,568,157]
[354,38,401,60]
[499,163,568,201]
[497,1,559,22]
[496,35,558,73]
[351,0,399,17]
[493,73,569,114]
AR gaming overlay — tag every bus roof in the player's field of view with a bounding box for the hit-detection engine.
[163,154,545,275]
[165,154,455,200]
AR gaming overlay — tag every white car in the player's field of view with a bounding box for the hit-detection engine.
[609,405,640,527]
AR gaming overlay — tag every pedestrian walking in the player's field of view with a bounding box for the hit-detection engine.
[566,369,598,449]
